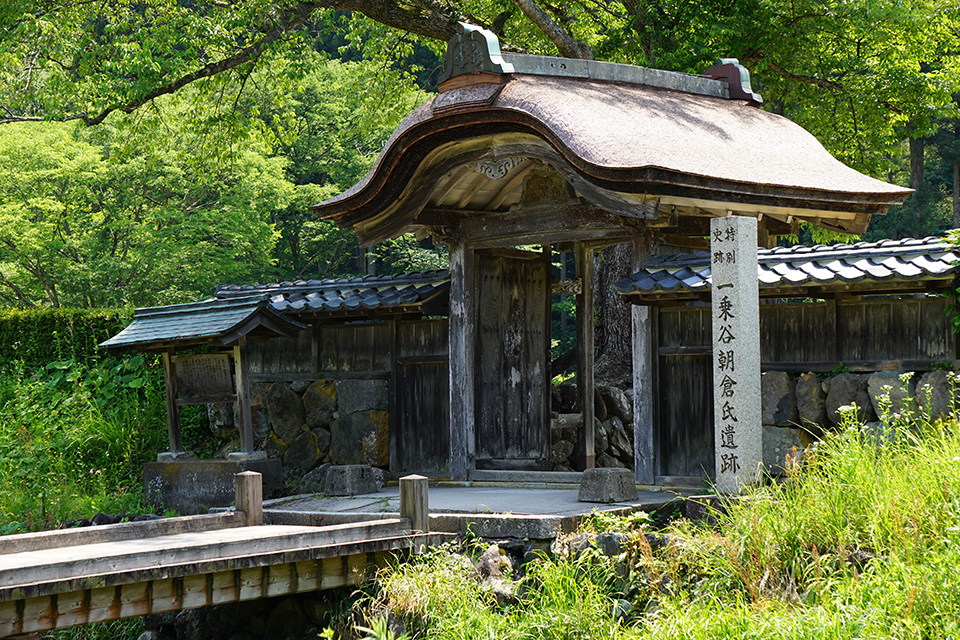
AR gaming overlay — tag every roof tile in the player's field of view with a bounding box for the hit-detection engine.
[616,237,956,296]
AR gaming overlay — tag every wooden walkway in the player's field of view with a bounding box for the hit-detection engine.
[0,473,441,638]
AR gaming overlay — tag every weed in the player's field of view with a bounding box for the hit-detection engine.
[0,356,167,529]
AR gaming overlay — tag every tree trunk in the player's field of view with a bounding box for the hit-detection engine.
[909,136,925,224]
[954,157,959,228]
[592,242,634,388]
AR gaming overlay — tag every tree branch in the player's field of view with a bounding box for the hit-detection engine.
[766,61,843,91]
[509,0,592,59]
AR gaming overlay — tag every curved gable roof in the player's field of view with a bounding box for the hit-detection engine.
[312,34,911,245]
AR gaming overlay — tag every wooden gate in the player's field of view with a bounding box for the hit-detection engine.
[475,250,551,468]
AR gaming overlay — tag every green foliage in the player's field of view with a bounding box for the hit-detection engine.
[0,307,130,369]
[823,362,850,378]
[43,619,145,640]
[0,355,166,532]
[368,410,960,640]
[0,109,286,307]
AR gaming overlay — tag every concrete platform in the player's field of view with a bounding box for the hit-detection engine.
[263,483,691,540]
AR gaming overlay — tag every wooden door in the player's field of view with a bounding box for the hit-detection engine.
[474,251,551,466]
[657,307,714,480]
[393,319,449,475]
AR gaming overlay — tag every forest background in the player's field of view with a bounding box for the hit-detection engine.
[0,0,959,530]
[0,0,958,312]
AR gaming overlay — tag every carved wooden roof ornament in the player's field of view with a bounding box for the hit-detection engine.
[438,22,515,85]
[312,25,911,247]
[702,58,763,106]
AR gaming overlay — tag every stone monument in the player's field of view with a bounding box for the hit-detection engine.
[710,216,762,493]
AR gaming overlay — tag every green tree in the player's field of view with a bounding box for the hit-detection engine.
[0,106,289,307]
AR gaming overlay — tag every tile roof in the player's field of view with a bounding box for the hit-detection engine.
[615,237,958,297]
[99,296,304,351]
[215,270,450,313]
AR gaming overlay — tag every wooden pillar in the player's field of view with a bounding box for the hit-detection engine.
[632,231,657,484]
[575,243,595,469]
[235,471,263,525]
[233,337,254,453]
[161,351,183,453]
[449,241,476,480]
[389,318,400,473]
[400,474,429,533]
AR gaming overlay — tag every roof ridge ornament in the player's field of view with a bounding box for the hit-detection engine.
[438,22,515,85]
[702,58,763,106]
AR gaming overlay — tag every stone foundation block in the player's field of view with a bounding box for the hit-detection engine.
[916,370,959,422]
[761,371,799,426]
[578,467,638,503]
[321,464,382,496]
[867,371,916,418]
[143,458,282,515]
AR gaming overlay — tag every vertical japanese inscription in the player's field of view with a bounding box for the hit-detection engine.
[710,217,761,492]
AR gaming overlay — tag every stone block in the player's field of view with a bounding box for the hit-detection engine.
[598,386,633,425]
[597,453,627,469]
[594,387,608,421]
[267,382,305,443]
[578,467,638,503]
[143,458,282,514]
[594,418,609,458]
[321,464,382,496]
[550,439,575,466]
[334,379,389,416]
[796,372,828,433]
[330,410,389,466]
[606,416,633,460]
[826,373,876,427]
[762,424,810,476]
[283,431,324,475]
[290,379,312,393]
[916,370,959,422]
[551,413,582,444]
[263,431,288,459]
[207,402,235,439]
[303,380,337,428]
[298,463,331,493]
[761,371,799,426]
[867,371,916,418]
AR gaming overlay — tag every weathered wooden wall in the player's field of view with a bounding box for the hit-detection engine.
[244,318,450,475]
[655,296,956,479]
[395,319,449,474]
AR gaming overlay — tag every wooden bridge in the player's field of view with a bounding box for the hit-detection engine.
[0,474,441,638]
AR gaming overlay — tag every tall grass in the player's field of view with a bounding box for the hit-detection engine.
[366,409,960,640]
[0,356,168,532]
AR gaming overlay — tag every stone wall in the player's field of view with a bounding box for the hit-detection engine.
[208,379,389,490]
[762,368,958,474]
[550,384,635,471]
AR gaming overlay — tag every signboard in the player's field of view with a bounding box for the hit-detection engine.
[174,353,235,403]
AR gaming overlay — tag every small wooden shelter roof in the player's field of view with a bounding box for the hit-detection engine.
[616,236,958,302]
[101,271,451,352]
[215,270,449,317]
[99,297,306,353]
[311,24,912,246]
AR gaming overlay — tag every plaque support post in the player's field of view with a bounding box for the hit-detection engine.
[233,337,254,454]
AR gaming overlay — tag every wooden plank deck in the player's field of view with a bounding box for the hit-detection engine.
[0,474,443,638]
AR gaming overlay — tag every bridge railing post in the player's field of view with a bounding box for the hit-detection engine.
[400,474,428,533]
[235,471,263,525]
